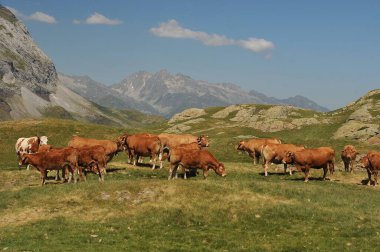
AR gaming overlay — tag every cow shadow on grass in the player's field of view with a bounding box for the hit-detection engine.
[105,167,124,173]
[290,177,331,181]
[259,172,289,176]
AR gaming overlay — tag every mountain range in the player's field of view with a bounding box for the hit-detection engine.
[61,70,328,118]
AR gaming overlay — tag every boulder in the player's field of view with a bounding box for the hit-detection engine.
[333,120,379,141]
[168,108,206,124]
[212,105,241,119]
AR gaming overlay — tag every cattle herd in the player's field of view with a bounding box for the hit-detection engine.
[14,133,379,186]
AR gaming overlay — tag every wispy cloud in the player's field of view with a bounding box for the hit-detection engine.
[150,19,274,54]
[29,11,57,24]
[6,6,57,24]
[74,12,122,25]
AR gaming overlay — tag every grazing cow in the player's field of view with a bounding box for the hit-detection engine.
[162,143,203,178]
[341,145,358,173]
[15,136,48,170]
[164,148,226,180]
[124,133,162,169]
[236,138,282,165]
[359,151,380,186]
[19,147,79,186]
[283,147,335,182]
[37,145,65,181]
[67,135,125,164]
[261,143,305,176]
[158,133,210,149]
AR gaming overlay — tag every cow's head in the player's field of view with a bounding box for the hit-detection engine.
[359,155,370,169]
[236,141,245,151]
[39,136,48,145]
[116,133,129,151]
[197,135,210,147]
[283,151,295,164]
[215,162,227,177]
[18,153,29,166]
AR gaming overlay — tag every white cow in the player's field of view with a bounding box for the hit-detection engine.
[15,136,48,170]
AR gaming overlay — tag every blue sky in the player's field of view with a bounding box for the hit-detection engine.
[2,0,380,109]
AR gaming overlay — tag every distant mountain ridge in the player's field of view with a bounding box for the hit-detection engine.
[61,70,329,118]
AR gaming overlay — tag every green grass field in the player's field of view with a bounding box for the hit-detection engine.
[0,119,379,251]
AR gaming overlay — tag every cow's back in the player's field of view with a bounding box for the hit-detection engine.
[158,133,197,148]
[295,147,334,166]
[367,151,380,170]
[68,136,116,154]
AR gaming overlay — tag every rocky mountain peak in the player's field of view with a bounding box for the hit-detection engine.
[0,5,57,99]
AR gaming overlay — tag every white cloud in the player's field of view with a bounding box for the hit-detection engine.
[83,12,122,25]
[6,6,57,24]
[150,19,274,53]
[29,11,57,24]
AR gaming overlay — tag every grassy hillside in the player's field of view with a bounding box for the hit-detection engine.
[0,116,379,251]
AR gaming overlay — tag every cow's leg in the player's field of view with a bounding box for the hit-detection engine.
[264,161,269,177]
[350,160,354,173]
[373,171,378,186]
[253,152,258,165]
[284,163,291,175]
[151,154,157,170]
[303,167,310,182]
[40,170,47,186]
[203,165,210,179]
[322,165,328,180]
[168,164,178,180]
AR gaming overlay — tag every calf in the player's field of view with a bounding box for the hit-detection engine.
[236,138,281,165]
[341,145,358,173]
[359,151,380,186]
[15,136,48,170]
[283,147,335,182]
[164,148,226,180]
[261,143,305,176]
[19,147,79,186]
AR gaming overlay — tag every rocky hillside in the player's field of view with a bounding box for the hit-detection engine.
[0,5,57,104]
[62,70,329,118]
[0,5,163,126]
[164,89,380,145]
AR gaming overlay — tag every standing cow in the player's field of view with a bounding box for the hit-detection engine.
[341,145,358,173]
[123,133,162,170]
[236,138,282,165]
[359,151,380,186]
[261,143,305,176]
[19,147,79,186]
[283,147,335,182]
[16,136,48,170]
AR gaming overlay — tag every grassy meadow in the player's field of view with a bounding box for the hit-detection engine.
[0,118,379,251]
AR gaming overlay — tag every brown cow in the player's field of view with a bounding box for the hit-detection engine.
[161,143,203,178]
[236,138,282,164]
[283,147,335,182]
[124,133,162,169]
[67,135,125,164]
[261,143,305,176]
[164,148,226,180]
[19,148,79,186]
[341,145,358,173]
[359,151,380,186]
